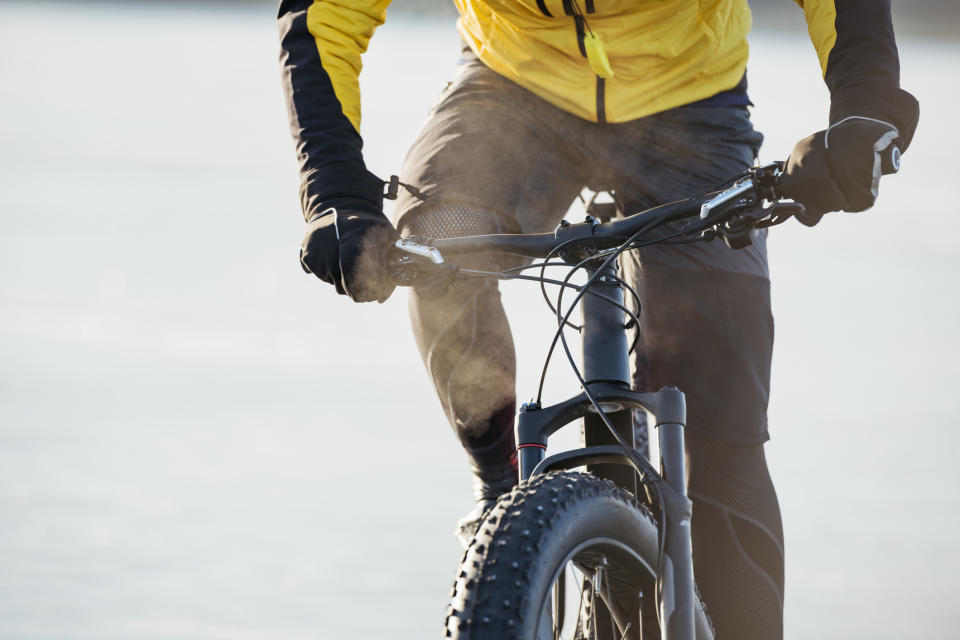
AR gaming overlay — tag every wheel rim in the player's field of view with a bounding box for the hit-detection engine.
[535,536,658,640]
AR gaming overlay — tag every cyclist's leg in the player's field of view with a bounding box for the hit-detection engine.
[599,104,784,638]
[393,51,585,512]
[686,431,784,637]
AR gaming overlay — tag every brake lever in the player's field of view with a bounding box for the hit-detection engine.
[754,202,806,228]
[391,237,460,297]
[695,164,806,249]
[394,236,445,264]
[749,162,819,227]
[716,200,805,249]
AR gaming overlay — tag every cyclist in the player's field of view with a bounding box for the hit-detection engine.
[278,1,918,637]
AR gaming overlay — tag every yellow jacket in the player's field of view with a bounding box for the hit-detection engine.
[278,0,914,219]
[456,0,753,123]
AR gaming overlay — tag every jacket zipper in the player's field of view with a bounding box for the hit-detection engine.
[535,0,607,123]
[596,77,606,123]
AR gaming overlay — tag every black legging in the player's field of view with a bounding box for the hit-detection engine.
[687,432,785,639]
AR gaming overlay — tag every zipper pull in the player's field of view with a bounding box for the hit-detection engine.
[584,30,614,79]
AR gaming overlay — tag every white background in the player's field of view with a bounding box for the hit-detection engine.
[1,2,958,638]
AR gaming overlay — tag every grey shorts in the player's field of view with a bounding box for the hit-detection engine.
[394,52,773,444]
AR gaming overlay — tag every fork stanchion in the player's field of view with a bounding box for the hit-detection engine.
[658,420,697,640]
[517,443,546,481]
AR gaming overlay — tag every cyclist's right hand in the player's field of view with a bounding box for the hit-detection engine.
[300,207,398,303]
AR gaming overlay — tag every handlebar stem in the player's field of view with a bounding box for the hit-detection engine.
[579,259,637,495]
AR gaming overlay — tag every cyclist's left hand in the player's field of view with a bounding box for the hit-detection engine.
[779,117,902,223]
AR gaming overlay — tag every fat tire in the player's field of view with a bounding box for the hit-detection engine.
[444,470,713,639]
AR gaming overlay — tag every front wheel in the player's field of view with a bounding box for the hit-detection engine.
[444,470,713,639]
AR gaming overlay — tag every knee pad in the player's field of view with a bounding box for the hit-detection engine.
[400,203,506,240]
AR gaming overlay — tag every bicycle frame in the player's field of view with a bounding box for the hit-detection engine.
[514,257,699,640]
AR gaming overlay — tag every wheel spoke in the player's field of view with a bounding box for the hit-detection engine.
[575,565,587,639]
[637,591,644,640]
[591,565,601,639]
[545,548,657,639]
[552,568,566,639]
[602,557,617,637]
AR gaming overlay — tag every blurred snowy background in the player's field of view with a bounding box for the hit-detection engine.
[1,1,958,638]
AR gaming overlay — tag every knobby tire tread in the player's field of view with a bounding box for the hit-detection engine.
[444,470,713,639]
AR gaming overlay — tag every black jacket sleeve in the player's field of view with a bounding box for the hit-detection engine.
[278,0,390,221]
[798,0,919,148]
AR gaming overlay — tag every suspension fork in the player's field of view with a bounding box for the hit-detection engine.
[658,420,696,640]
[579,261,695,639]
[514,258,698,640]
[578,260,637,496]
[514,260,636,484]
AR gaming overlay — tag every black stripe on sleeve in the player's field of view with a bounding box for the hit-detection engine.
[825,0,919,148]
[278,0,384,220]
[826,0,899,94]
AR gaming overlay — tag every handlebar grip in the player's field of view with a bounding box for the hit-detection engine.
[881,144,901,175]
[771,169,825,226]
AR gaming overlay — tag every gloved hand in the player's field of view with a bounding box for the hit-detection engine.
[778,116,903,226]
[300,207,398,303]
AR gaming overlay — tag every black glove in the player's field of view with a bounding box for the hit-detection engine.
[779,117,903,226]
[300,207,398,303]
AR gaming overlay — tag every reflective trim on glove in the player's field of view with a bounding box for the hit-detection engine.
[779,116,901,225]
[825,116,899,201]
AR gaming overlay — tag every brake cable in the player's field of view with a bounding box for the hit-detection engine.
[535,171,751,405]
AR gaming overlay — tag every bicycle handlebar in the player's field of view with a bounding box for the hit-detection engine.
[390,153,899,284]
[393,165,775,272]
[425,196,707,260]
